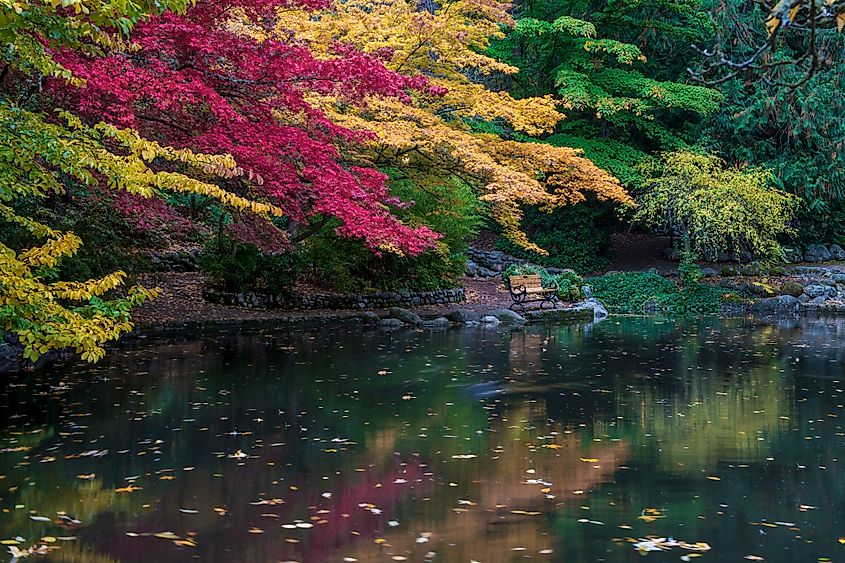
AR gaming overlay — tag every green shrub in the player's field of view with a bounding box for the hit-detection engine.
[301,173,481,293]
[199,237,298,293]
[301,230,464,292]
[678,247,703,288]
[585,271,731,315]
[199,237,261,291]
[495,198,618,274]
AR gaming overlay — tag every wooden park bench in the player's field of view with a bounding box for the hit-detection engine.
[505,274,560,312]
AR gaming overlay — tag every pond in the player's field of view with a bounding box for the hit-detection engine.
[1,317,845,562]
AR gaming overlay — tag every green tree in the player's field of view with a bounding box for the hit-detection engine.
[633,151,798,260]
[702,0,845,242]
[492,0,722,187]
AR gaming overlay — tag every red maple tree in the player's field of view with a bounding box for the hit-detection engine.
[52,0,440,255]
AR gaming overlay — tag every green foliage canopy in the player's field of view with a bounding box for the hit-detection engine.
[493,0,722,188]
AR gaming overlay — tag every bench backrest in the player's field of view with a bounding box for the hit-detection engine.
[509,274,543,289]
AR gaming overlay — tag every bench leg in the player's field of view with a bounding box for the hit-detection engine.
[540,295,557,310]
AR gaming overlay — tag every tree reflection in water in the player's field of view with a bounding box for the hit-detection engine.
[0,316,843,562]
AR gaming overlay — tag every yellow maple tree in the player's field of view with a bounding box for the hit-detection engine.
[270,0,633,253]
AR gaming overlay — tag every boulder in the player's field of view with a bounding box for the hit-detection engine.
[803,284,828,298]
[716,252,738,262]
[782,247,804,263]
[357,311,381,324]
[700,267,718,278]
[720,266,739,277]
[445,309,482,323]
[740,262,764,276]
[748,282,775,297]
[388,307,424,326]
[379,318,405,329]
[424,317,452,330]
[720,279,748,293]
[798,293,810,303]
[830,244,845,260]
[581,285,593,299]
[804,244,832,263]
[0,342,21,374]
[810,296,827,305]
[485,308,527,325]
[750,295,801,314]
[779,281,804,298]
[480,315,501,325]
[584,298,609,321]
[523,306,595,322]
[464,260,479,276]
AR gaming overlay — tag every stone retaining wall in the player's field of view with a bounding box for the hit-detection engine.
[202,286,466,310]
[146,249,201,272]
[465,247,571,278]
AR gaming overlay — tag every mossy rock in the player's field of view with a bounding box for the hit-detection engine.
[740,262,764,276]
[748,282,775,297]
[721,266,739,277]
[780,281,804,298]
[768,266,786,276]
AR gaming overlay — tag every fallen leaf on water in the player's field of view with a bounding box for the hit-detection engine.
[580,458,599,463]
[115,485,141,493]
[7,544,59,558]
[248,528,264,534]
[706,476,721,481]
[633,537,710,554]
[744,556,764,561]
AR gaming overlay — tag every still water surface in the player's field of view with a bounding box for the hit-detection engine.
[1,317,845,562]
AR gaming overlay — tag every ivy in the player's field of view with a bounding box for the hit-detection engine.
[585,272,734,315]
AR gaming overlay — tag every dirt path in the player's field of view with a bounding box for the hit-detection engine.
[132,272,518,325]
[603,233,675,273]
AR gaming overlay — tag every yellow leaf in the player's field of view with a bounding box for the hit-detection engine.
[765,16,780,36]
